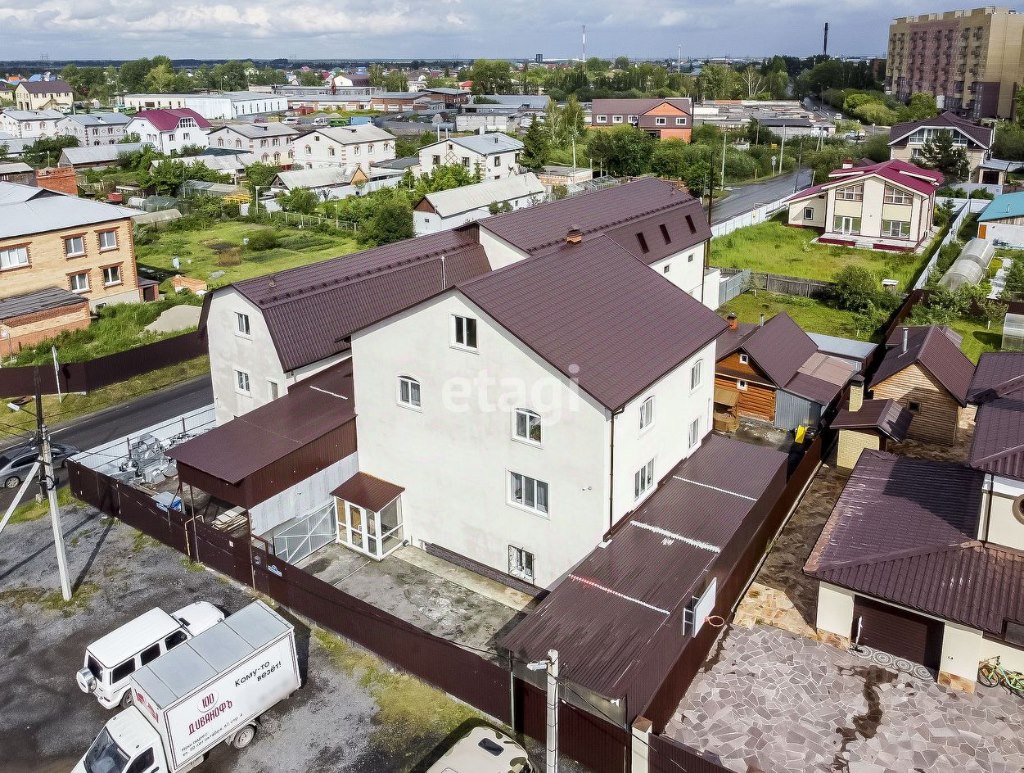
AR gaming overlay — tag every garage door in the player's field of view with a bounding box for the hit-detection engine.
[852,596,944,671]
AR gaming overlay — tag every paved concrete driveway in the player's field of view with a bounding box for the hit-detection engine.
[667,626,1024,773]
[0,505,484,772]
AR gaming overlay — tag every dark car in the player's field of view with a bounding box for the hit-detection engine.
[0,443,81,488]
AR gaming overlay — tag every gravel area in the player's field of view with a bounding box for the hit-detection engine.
[0,504,524,772]
[667,626,1024,773]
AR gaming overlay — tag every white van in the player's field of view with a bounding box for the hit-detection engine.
[76,602,224,709]
[427,726,534,773]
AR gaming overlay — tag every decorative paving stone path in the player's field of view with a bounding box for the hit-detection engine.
[666,626,1024,773]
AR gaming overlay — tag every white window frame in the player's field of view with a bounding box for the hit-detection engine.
[596,115,607,124]
[69,271,90,293]
[452,314,478,351]
[803,207,814,220]
[690,360,703,391]
[612,115,623,124]
[64,235,86,257]
[235,312,251,337]
[675,117,687,126]
[398,375,422,409]
[883,186,913,205]
[634,459,655,500]
[268,379,280,400]
[514,408,542,445]
[235,369,251,395]
[688,417,701,448]
[98,230,118,251]
[509,472,549,516]
[102,265,122,286]
[737,379,748,391]
[0,245,29,270]
[639,396,654,431]
[655,117,667,126]
[881,219,911,238]
[508,545,535,583]
[738,353,749,365]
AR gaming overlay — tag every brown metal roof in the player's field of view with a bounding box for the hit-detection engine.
[217,229,490,372]
[870,326,974,406]
[167,360,355,485]
[969,398,1024,481]
[889,111,994,150]
[715,321,757,358]
[831,399,914,441]
[459,235,726,411]
[331,472,404,512]
[479,178,710,264]
[502,434,788,703]
[805,451,1024,637]
[18,79,73,94]
[968,352,1024,403]
[591,98,693,118]
[740,312,818,387]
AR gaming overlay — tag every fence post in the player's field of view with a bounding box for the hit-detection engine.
[631,717,652,773]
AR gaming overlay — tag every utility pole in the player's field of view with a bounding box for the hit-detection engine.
[34,369,71,601]
[527,649,560,773]
[720,130,727,192]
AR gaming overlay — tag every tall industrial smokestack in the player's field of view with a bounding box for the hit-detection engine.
[823,22,829,57]
[582,24,587,63]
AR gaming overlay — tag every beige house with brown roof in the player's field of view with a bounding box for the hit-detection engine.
[14,80,74,112]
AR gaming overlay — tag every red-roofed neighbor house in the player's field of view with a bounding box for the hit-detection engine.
[784,158,943,251]
[124,108,211,155]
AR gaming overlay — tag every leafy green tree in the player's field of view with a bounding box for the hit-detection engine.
[364,190,413,245]
[697,63,739,100]
[143,63,177,93]
[651,140,717,195]
[383,70,408,92]
[899,92,938,122]
[918,130,970,181]
[0,144,8,161]
[118,58,153,93]
[994,121,1024,160]
[368,64,387,87]
[587,126,655,176]
[614,56,630,70]
[851,101,899,126]
[297,70,324,87]
[23,136,78,167]
[556,96,587,146]
[860,133,891,162]
[413,164,478,197]
[520,117,549,170]
[278,187,320,214]
[465,60,514,94]
[586,58,610,74]
[1003,257,1024,301]
[146,160,227,195]
[243,161,280,203]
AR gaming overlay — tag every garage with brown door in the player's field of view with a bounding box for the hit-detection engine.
[851,595,944,671]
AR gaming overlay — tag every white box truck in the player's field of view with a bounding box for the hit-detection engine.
[74,600,300,773]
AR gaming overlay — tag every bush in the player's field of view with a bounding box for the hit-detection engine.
[830,266,881,312]
[245,230,280,252]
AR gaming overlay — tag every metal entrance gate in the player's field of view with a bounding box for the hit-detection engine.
[272,500,337,564]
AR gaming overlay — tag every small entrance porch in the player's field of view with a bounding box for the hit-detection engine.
[332,472,406,561]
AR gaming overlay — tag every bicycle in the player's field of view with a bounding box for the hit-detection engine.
[978,656,1024,697]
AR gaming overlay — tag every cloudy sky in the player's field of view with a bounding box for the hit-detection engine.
[0,0,945,61]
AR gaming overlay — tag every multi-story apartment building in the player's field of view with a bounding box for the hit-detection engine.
[886,7,1024,118]
[0,182,142,350]
[57,112,132,146]
[289,124,396,174]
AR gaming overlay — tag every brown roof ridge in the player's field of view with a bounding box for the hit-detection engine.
[526,195,694,253]
[969,433,1024,466]
[813,538,981,574]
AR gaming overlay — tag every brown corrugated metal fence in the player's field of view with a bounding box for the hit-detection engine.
[648,733,733,773]
[0,332,205,398]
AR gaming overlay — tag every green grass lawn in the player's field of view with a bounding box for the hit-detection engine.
[718,291,875,341]
[135,221,362,290]
[947,318,1003,363]
[711,221,926,290]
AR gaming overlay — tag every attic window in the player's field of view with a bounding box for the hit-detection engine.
[636,233,650,254]
[659,224,672,244]
[685,215,696,234]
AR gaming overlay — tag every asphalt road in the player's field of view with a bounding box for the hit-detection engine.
[0,375,213,510]
[709,168,813,225]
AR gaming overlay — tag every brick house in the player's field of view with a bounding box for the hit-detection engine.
[0,182,143,350]
[591,98,693,141]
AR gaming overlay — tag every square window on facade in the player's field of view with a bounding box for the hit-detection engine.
[102,265,121,285]
[235,370,251,394]
[65,236,85,257]
[508,546,535,582]
[515,409,542,443]
[99,231,117,250]
[399,376,422,408]
[70,272,90,292]
[453,315,478,349]
[510,472,548,514]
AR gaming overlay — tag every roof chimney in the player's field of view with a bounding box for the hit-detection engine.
[902,326,909,354]
[849,374,865,413]
[759,313,766,327]
[841,158,854,169]
[566,225,583,245]
[726,313,738,331]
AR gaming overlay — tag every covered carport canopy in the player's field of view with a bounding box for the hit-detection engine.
[166,361,357,510]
